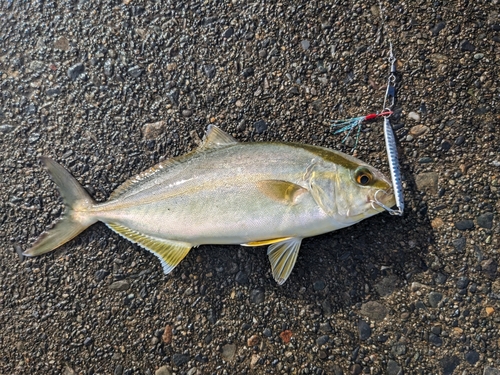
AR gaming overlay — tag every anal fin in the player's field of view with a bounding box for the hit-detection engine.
[107,223,191,274]
[267,237,302,285]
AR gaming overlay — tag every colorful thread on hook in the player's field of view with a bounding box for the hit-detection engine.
[331,111,393,148]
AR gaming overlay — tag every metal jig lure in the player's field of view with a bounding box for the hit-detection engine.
[381,44,404,216]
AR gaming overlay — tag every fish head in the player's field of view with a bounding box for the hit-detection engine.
[339,163,396,221]
[305,148,396,224]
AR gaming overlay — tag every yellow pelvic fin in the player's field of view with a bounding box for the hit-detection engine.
[267,237,302,285]
[256,180,307,205]
[241,237,293,247]
[107,223,191,274]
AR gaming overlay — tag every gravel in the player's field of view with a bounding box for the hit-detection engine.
[1,0,499,374]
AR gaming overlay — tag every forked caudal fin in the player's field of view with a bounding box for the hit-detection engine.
[23,157,97,257]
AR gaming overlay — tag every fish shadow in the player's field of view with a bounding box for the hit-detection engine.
[186,199,434,311]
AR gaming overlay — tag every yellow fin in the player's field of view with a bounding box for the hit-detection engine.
[241,237,293,247]
[256,180,307,205]
[200,125,238,150]
[267,237,302,285]
[107,223,191,274]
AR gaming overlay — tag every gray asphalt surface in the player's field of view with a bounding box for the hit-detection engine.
[1,1,499,374]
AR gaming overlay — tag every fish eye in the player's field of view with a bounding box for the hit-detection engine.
[354,167,373,186]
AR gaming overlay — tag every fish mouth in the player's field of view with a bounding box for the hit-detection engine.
[369,189,397,214]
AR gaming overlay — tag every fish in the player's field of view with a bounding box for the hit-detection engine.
[24,125,396,284]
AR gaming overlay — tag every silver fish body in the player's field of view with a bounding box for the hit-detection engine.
[25,126,395,284]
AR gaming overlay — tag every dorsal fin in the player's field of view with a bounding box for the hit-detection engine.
[109,126,237,200]
[200,125,238,150]
[108,157,182,200]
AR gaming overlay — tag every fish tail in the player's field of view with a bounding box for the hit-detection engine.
[23,157,97,257]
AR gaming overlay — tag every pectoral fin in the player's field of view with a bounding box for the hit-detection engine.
[257,180,307,205]
[267,237,302,285]
[107,223,191,274]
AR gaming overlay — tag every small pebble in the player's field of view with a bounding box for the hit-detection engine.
[128,65,143,78]
[319,322,332,333]
[387,360,401,375]
[429,333,442,346]
[408,111,420,121]
[452,237,466,252]
[247,335,260,347]
[418,157,433,163]
[94,269,110,282]
[431,22,446,36]
[484,366,500,375]
[481,259,498,279]
[28,132,40,144]
[391,342,406,356]
[241,67,254,78]
[46,86,61,96]
[142,121,166,140]
[428,291,443,308]
[410,125,429,136]
[439,355,460,375]
[316,335,329,345]
[249,288,265,304]
[313,280,325,291]
[172,353,190,366]
[109,280,130,291]
[222,27,234,38]
[455,135,465,145]
[465,350,479,365]
[104,59,114,77]
[155,366,172,375]
[415,172,438,194]
[454,220,474,231]
[460,40,475,52]
[67,62,85,80]
[456,277,469,290]
[253,120,268,134]
[203,64,216,79]
[359,301,387,321]
[374,275,399,297]
[477,212,494,229]
[235,271,248,284]
[357,320,371,341]
[0,124,14,133]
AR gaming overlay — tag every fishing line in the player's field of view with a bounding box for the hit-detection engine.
[330,1,404,216]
